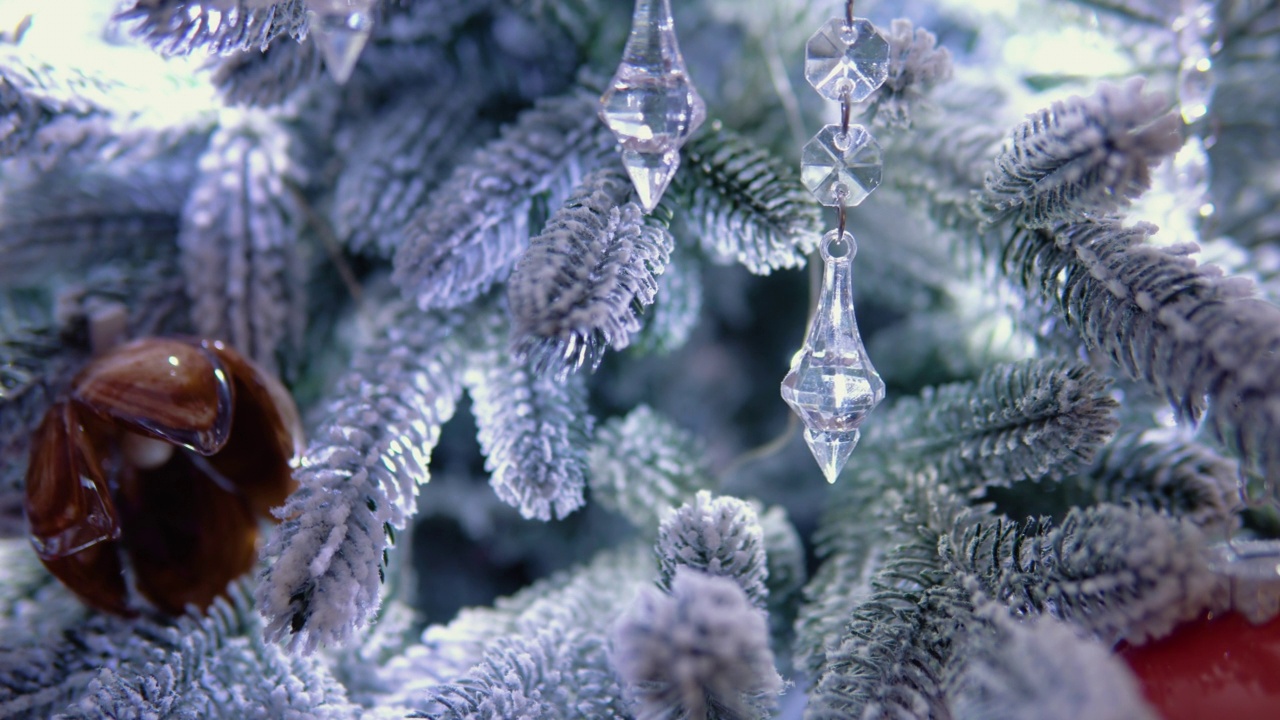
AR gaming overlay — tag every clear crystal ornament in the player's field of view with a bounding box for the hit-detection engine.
[802,124,882,207]
[781,230,884,482]
[805,17,890,102]
[599,0,706,213]
[307,0,375,85]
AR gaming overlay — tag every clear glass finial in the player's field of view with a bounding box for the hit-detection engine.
[307,0,376,85]
[802,124,882,207]
[599,0,706,212]
[804,17,890,102]
[781,230,885,482]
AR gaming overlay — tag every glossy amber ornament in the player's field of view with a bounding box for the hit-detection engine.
[1119,611,1280,720]
[23,337,301,616]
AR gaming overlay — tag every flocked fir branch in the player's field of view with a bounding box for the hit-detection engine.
[1082,430,1241,532]
[942,503,1225,645]
[464,324,594,521]
[673,123,822,275]
[944,592,1156,720]
[392,86,614,311]
[856,19,953,130]
[612,567,782,720]
[979,77,1183,227]
[586,404,715,532]
[507,166,673,378]
[114,0,310,57]
[1003,218,1280,493]
[178,110,307,375]
[655,491,770,610]
[257,299,477,650]
[865,358,1120,494]
[207,34,322,108]
[332,85,495,259]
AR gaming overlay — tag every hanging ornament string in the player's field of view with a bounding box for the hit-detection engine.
[781,0,887,483]
[599,0,707,213]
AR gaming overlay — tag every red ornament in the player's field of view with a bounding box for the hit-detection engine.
[1119,611,1280,720]
[24,337,302,616]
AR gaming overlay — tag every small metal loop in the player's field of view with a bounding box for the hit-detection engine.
[840,91,852,135]
[836,202,848,240]
[845,0,855,28]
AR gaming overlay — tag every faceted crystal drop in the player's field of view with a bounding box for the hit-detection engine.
[781,231,884,482]
[621,148,680,214]
[805,17,890,102]
[802,124,882,207]
[600,0,706,212]
[308,0,375,85]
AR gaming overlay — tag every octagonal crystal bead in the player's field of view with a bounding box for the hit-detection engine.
[805,17,890,102]
[802,124,882,206]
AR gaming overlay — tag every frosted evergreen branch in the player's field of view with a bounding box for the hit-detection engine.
[334,86,494,258]
[613,568,782,720]
[412,628,629,719]
[505,0,612,53]
[0,148,198,281]
[759,504,805,610]
[508,167,673,379]
[465,332,594,521]
[806,479,979,718]
[632,245,702,354]
[0,320,85,521]
[257,302,473,651]
[979,78,1183,227]
[865,359,1120,495]
[885,83,1005,234]
[942,504,1226,645]
[379,545,652,705]
[675,124,822,275]
[793,479,888,676]
[586,404,714,531]
[1005,219,1280,493]
[114,0,310,56]
[61,583,358,719]
[0,615,141,719]
[805,566,958,720]
[0,539,87,643]
[1083,431,1241,532]
[945,597,1158,720]
[392,87,614,311]
[858,19,953,130]
[655,491,770,609]
[178,112,307,375]
[0,50,135,166]
[207,36,322,107]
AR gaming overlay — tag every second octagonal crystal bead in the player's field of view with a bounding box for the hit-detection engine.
[801,124,882,207]
[805,17,890,102]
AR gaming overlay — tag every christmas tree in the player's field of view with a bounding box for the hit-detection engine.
[1,0,1278,717]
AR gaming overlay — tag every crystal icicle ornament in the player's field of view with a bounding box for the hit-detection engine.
[307,0,375,85]
[781,230,884,482]
[599,0,706,213]
[805,17,890,102]
[802,124,882,207]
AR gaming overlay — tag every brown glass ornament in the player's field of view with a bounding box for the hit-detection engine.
[23,337,301,615]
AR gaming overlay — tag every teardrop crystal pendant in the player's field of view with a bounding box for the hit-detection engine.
[599,0,706,213]
[781,230,885,482]
[307,0,375,85]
